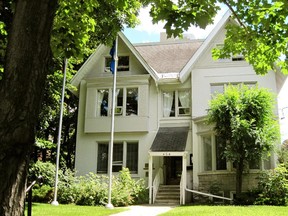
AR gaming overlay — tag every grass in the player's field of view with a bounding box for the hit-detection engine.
[24,203,127,216]
[159,205,288,216]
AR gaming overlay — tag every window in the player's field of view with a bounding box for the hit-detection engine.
[163,90,190,117]
[210,82,256,98]
[96,87,138,116]
[97,89,109,116]
[105,56,130,72]
[202,134,227,172]
[215,44,244,62]
[97,142,138,174]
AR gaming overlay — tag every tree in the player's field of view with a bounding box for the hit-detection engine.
[0,0,140,215]
[0,0,287,214]
[148,0,288,75]
[207,84,279,199]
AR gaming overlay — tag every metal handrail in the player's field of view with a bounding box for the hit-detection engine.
[180,174,183,205]
[185,188,233,201]
[25,176,43,216]
[152,167,163,204]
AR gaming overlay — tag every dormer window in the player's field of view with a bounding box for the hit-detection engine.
[105,56,130,72]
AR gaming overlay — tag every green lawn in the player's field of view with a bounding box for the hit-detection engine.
[24,203,127,216]
[159,205,288,216]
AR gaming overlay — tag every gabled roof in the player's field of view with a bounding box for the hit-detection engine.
[71,32,159,92]
[179,10,232,82]
[71,10,232,90]
[135,40,203,74]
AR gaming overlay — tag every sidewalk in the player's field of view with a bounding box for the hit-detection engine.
[111,204,176,216]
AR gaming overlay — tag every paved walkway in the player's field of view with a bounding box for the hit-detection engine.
[111,205,176,216]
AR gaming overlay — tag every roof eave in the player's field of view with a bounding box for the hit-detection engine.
[179,10,232,83]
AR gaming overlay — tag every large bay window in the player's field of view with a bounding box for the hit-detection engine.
[201,134,271,172]
[163,90,190,117]
[201,134,227,172]
[96,87,138,116]
[97,141,139,174]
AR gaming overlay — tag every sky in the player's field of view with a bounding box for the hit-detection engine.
[123,4,228,43]
[123,4,288,142]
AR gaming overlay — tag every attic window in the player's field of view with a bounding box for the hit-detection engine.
[215,44,245,62]
[232,55,245,61]
[105,56,130,72]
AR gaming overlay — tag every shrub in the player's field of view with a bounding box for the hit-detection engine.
[255,164,288,206]
[31,184,53,202]
[57,167,148,206]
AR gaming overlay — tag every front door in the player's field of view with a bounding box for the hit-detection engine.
[164,156,182,185]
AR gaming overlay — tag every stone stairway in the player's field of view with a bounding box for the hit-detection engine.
[154,185,180,205]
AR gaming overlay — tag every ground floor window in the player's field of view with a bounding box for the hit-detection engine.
[201,134,272,172]
[202,134,226,172]
[97,141,138,174]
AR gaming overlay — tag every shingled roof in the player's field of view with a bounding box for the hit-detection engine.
[135,40,203,74]
[150,127,189,152]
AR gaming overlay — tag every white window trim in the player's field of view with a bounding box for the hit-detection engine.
[162,89,191,118]
[96,87,138,117]
[96,141,139,174]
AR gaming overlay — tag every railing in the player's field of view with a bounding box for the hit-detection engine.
[180,174,183,205]
[185,188,233,201]
[25,176,43,216]
[152,167,163,204]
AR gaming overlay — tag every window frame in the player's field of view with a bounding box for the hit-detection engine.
[96,87,138,117]
[162,89,191,118]
[105,55,130,72]
[96,141,139,174]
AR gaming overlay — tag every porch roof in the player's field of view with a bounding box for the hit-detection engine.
[150,127,189,152]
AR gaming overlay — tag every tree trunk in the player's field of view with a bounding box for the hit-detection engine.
[235,158,244,200]
[0,0,57,215]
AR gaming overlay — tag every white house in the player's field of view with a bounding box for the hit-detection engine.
[71,11,287,204]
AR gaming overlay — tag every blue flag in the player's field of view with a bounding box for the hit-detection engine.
[109,41,116,74]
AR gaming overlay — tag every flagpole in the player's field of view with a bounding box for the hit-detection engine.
[106,36,118,209]
[51,57,68,206]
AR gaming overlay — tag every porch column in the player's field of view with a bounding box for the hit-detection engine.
[182,152,187,205]
[148,153,153,204]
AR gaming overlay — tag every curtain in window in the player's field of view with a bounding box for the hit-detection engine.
[163,92,174,117]
[97,90,106,116]
[178,90,190,114]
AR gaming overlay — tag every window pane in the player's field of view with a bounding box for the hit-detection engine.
[97,89,109,116]
[126,88,138,116]
[97,144,108,173]
[163,91,175,117]
[249,158,260,169]
[211,84,224,97]
[113,143,123,172]
[203,136,212,171]
[178,90,190,115]
[215,137,227,170]
[127,142,138,174]
[118,56,129,71]
[115,89,123,115]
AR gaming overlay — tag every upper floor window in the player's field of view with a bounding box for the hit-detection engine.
[105,56,130,72]
[97,87,138,116]
[97,141,139,174]
[210,82,256,98]
[215,44,244,62]
[163,90,190,117]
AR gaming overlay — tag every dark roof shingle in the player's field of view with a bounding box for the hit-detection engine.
[135,41,203,73]
[150,127,189,152]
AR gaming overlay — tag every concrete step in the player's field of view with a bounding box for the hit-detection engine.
[155,185,180,205]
